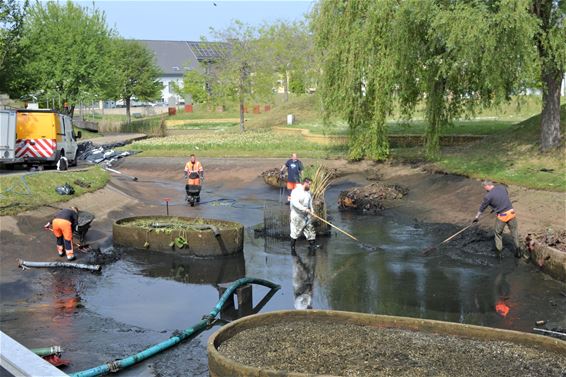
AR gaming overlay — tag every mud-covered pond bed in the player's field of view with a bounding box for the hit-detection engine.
[218,319,566,376]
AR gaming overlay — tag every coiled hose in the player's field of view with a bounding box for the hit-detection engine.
[70,277,280,377]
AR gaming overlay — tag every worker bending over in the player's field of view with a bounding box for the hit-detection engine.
[290,178,316,252]
[45,207,79,261]
[474,180,522,260]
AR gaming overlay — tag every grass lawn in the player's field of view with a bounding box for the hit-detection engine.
[432,108,566,191]
[289,119,517,136]
[126,94,564,192]
[76,128,101,139]
[167,121,239,130]
[0,167,110,216]
[129,129,346,159]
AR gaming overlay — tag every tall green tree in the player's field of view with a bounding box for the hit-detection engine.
[210,20,273,132]
[393,0,537,158]
[19,1,113,115]
[531,0,566,151]
[313,0,541,160]
[108,39,162,124]
[258,20,313,101]
[0,0,29,98]
[313,0,396,160]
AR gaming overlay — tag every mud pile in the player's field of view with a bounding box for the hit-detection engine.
[338,183,408,214]
[260,168,285,188]
[532,228,566,252]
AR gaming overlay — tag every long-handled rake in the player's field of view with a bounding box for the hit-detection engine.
[310,212,359,241]
[422,223,476,256]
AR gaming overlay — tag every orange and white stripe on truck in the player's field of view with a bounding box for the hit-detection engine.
[15,138,56,158]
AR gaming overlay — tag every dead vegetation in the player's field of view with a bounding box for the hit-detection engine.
[338,183,409,214]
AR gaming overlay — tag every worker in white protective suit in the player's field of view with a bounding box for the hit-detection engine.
[290,178,316,252]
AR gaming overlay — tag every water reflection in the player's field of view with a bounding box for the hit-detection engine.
[124,248,246,285]
[292,249,316,310]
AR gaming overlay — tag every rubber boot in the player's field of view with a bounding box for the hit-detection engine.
[514,247,523,259]
[290,238,296,253]
[495,250,502,261]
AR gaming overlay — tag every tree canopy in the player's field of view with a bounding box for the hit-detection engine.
[258,20,314,101]
[209,20,273,131]
[176,69,208,105]
[313,0,564,160]
[18,1,113,113]
[108,39,162,124]
[0,0,29,98]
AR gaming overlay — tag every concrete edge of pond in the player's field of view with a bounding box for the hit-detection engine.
[207,310,566,377]
[528,241,566,282]
[113,215,244,257]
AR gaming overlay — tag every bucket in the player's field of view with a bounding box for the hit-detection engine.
[208,310,566,377]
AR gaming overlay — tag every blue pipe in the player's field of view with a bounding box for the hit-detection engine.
[70,277,280,377]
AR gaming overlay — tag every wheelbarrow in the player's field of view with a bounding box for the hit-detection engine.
[74,211,95,244]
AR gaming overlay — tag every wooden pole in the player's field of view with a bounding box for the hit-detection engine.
[310,212,359,241]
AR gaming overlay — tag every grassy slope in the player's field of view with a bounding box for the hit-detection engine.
[0,167,110,216]
[433,106,566,191]
[246,95,322,129]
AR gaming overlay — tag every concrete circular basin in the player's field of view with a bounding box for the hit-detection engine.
[208,310,566,377]
[113,216,244,257]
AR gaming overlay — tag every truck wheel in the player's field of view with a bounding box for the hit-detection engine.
[70,153,78,167]
[57,156,68,171]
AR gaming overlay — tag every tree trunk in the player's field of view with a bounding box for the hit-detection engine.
[126,97,131,125]
[284,71,289,102]
[239,95,245,132]
[540,66,562,151]
[239,67,246,132]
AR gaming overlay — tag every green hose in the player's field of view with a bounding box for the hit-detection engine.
[70,277,280,377]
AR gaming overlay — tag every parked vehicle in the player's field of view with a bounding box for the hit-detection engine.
[0,110,17,163]
[1,109,81,169]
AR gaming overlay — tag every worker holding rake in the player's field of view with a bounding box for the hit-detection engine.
[474,180,522,260]
[290,178,316,252]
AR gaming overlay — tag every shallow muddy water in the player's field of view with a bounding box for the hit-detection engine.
[1,174,565,376]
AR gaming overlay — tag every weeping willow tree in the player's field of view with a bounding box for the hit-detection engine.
[313,0,539,160]
[312,0,397,161]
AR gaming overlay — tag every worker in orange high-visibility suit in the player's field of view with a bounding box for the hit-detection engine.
[184,154,204,203]
[45,207,79,261]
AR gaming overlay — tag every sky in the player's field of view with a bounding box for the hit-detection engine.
[75,1,315,41]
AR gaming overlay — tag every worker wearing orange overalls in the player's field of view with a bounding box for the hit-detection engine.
[473,180,522,260]
[45,207,79,261]
[184,154,204,203]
